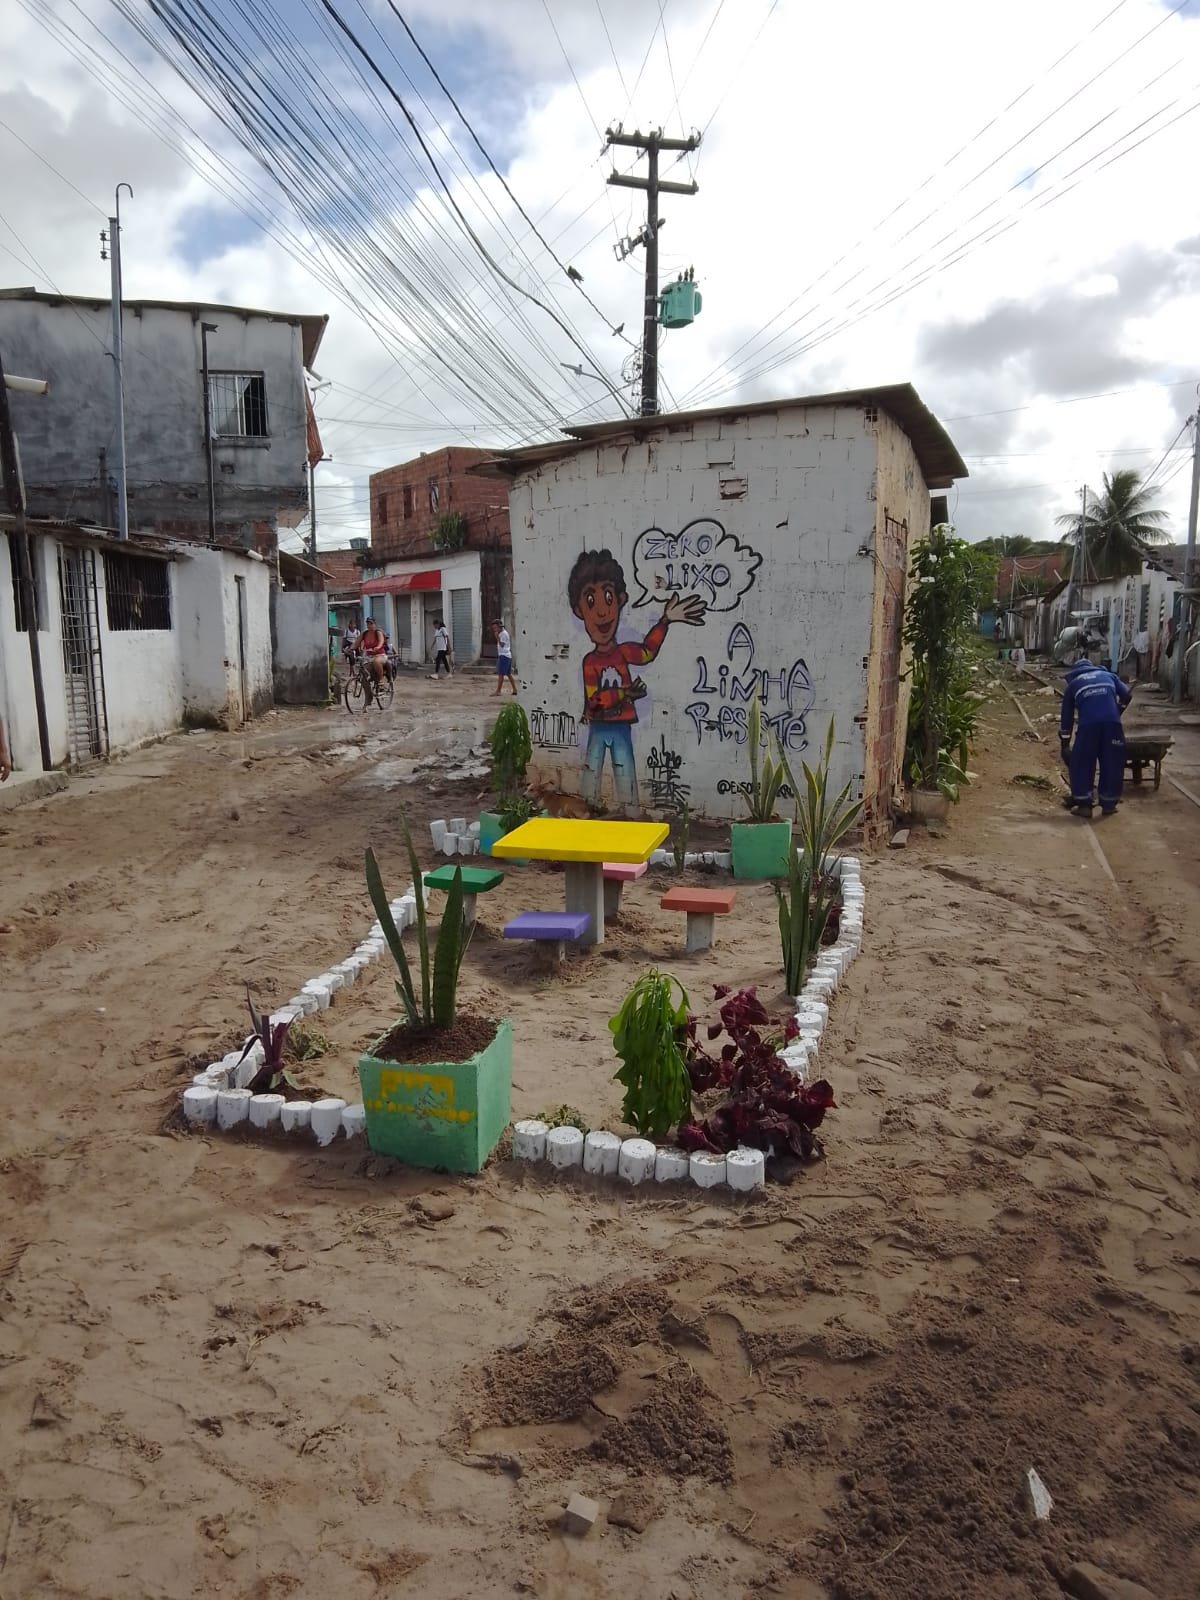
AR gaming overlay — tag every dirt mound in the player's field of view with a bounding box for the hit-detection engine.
[482,1332,619,1426]
[590,1366,733,1483]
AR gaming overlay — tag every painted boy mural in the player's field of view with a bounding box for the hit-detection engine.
[568,547,706,808]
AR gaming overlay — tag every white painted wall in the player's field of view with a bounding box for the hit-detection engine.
[507,405,882,821]
[272,588,328,702]
[97,557,183,750]
[175,545,273,725]
[0,531,69,771]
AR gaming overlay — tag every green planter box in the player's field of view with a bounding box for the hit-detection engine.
[358,1019,512,1174]
[731,820,793,880]
[478,812,505,856]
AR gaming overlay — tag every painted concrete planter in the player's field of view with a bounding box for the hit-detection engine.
[730,820,792,880]
[478,811,505,856]
[358,1018,513,1174]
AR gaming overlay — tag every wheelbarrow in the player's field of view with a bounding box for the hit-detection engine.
[1123,733,1173,790]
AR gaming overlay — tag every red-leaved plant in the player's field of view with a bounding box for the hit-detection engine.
[677,985,835,1159]
[236,990,298,1096]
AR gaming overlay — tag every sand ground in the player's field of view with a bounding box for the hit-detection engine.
[1,665,1198,1600]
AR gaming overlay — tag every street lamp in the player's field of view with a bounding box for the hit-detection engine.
[201,321,218,546]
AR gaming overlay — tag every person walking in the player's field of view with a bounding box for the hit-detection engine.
[1059,657,1132,818]
[491,619,517,697]
[429,618,453,678]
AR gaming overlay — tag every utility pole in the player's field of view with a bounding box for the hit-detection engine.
[606,125,699,416]
[1064,484,1088,621]
[1172,412,1199,704]
[0,348,53,770]
[200,322,218,547]
[100,183,133,539]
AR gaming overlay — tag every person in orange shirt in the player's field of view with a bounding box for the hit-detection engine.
[359,617,388,692]
[568,548,705,808]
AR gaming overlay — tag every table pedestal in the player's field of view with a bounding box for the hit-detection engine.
[564,861,605,947]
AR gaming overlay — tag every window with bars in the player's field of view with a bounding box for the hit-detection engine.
[208,372,269,438]
[9,534,46,631]
[103,552,172,631]
[1139,583,1150,629]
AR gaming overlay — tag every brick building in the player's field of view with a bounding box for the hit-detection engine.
[366,447,511,666]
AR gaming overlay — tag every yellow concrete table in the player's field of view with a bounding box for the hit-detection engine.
[491,818,668,948]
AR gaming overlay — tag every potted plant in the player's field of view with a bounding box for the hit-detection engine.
[481,701,533,855]
[730,692,792,879]
[357,823,512,1173]
[903,525,985,820]
[609,969,692,1137]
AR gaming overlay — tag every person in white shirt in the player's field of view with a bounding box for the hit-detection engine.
[491,619,517,697]
[1010,641,1026,674]
[429,620,452,678]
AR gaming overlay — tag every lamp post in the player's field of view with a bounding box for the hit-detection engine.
[200,322,218,546]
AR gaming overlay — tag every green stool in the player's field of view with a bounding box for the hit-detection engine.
[423,864,505,929]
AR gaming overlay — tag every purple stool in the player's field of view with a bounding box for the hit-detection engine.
[502,911,592,969]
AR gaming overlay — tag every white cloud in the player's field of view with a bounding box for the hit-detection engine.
[1,0,1198,549]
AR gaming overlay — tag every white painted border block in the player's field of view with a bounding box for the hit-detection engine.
[342,1104,366,1138]
[690,1151,726,1188]
[249,1093,285,1129]
[280,1100,312,1133]
[513,1119,549,1160]
[289,992,319,1017]
[321,970,345,995]
[311,1097,347,1146]
[726,1146,766,1191]
[654,1146,690,1182]
[583,1130,621,1176]
[547,1126,585,1169]
[216,1088,253,1129]
[450,817,467,835]
[183,1085,218,1125]
[618,1138,656,1184]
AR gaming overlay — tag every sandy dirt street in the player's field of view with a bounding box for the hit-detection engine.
[1,665,1198,1600]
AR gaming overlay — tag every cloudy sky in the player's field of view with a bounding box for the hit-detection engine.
[2,0,1198,549]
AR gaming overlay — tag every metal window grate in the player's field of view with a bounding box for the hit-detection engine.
[103,552,172,631]
[9,533,45,631]
[208,372,269,438]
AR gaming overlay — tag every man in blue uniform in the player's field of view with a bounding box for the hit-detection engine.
[1060,659,1132,817]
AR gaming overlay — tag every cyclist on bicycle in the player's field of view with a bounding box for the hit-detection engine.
[342,621,362,666]
[360,618,388,692]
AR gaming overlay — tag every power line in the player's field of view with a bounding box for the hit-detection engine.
[0,114,107,217]
[541,0,602,140]
[593,0,628,99]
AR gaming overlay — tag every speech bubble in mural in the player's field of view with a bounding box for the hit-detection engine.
[630,518,762,614]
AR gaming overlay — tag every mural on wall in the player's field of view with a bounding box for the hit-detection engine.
[568,546,706,807]
[530,708,578,750]
[686,621,816,753]
[646,735,690,809]
[630,518,762,612]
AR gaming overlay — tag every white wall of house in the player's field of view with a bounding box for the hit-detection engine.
[272,588,328,702]
[0,531,69,770]
[506,405,891,821]
[97,557,183,750]
[174,545,273,726]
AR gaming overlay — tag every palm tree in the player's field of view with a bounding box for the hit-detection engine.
[1055,468,1170,579]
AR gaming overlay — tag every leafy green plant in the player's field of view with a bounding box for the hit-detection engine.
[537,1103,591,1136]
[489,702,532,797]
[609,970,691,1138]
[366,819,470,1030]
[671,800,690,872]
[779,719,862,874]
[776,851,841,994]
[431,510,467,551]
[903,525,984,797]
[498,791,539,834]
[286,1025,329,1063]
[742,691,788,822]
[237,990,302,1095]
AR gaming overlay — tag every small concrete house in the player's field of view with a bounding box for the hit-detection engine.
[0,287,327,552]
[480,386,966,830]
[366,447,512,666]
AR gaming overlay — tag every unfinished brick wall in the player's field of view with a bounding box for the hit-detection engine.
[369,448,510,561]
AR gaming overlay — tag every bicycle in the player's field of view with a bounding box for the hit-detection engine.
[344,655,394,713]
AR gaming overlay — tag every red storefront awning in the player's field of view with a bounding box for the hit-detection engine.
[361,569,441,596]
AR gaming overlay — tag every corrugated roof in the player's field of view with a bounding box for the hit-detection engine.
[472,383,967,490]
[0,286,328,368]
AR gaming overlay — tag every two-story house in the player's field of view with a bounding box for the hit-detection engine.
[366,447,511,666]
[0,287,327,553]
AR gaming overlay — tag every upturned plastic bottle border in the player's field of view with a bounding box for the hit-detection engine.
[178,845,864,1196]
